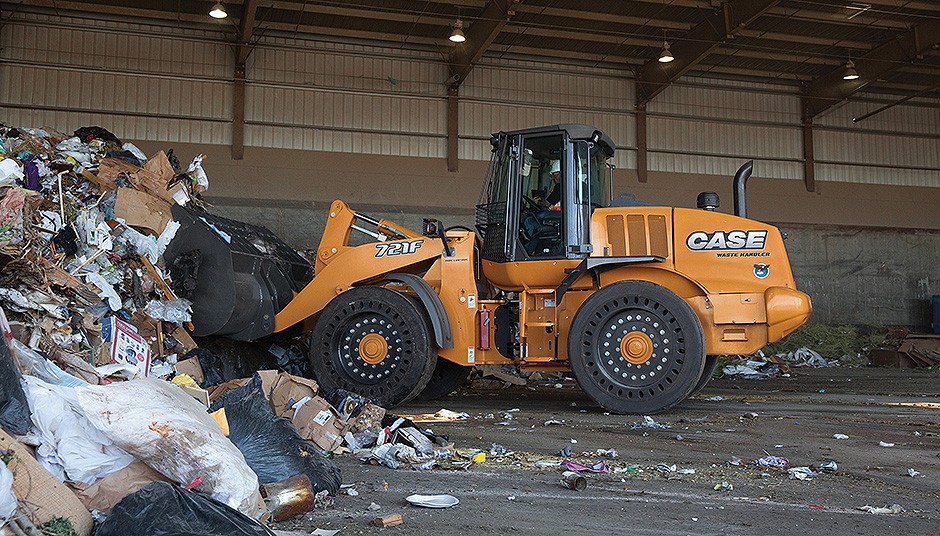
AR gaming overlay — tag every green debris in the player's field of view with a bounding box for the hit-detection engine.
[760,323,901,365]
[39,516,78,536]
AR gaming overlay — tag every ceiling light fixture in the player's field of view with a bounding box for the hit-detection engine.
[449,19,466,43]
[209,2,227,19]
[658,40,674,63]
[843,59,859,80]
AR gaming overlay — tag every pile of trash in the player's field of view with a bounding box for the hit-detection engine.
[721,347,831,379]
[0,124,394,534]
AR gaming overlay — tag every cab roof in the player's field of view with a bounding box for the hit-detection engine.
[491,124,616,157]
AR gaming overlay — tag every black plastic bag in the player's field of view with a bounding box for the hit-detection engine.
[0,336,31,436]
[105,149,142,167]
[96,482,274,536]
[210,375,342,495]
[182,348,225,388]
[73,126,122,145]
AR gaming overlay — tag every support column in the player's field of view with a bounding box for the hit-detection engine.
[636,105,648,183]
[802,119,815,193]
[447,86,459,173]
[232,65,246,161]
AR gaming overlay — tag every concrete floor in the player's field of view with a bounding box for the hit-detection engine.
[275,367,940,536]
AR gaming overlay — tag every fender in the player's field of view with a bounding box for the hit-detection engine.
[385,273,454,349]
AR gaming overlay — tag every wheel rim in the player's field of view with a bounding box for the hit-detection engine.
[337,314,402,385]
[582,296,687,398]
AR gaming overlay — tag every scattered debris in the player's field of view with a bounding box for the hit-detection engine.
[907,468,922,478]
[713,481,733,492]
[787,467,816,480]
[833,434,849,440]
[559,471,587,491]
[857,504,904,515]
[756,456,789,468]
[878,441,895,447]
[632,416,669,429]
[372,514,403,528]
[404,494,459,508]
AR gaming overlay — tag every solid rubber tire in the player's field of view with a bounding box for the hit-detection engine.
[567,280,706,414]
[413,357,471,401]
[309,286,436,407]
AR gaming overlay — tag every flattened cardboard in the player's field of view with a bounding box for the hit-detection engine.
[73,461,170,514]
[256,369,279,399]
[270,373,319,418]
[114,188,172,236]
[292,396,348,452]
[0,428,93,535]
[174,357,205,385]
[142,150,175,182]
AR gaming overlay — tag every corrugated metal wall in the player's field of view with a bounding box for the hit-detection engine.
[460,59,636,169]
[1,13,937,188]
[0,12,232,144]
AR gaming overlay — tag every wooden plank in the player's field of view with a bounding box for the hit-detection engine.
[372,514,403,528]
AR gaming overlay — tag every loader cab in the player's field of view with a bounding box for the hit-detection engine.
[476,124,614,263]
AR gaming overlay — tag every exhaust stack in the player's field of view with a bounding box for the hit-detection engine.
[733,160,753,218]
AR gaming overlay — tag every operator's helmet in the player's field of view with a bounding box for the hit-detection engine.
[550,160,560,174]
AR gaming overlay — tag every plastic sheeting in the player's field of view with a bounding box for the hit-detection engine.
[22,377,134,485]
[75,378,262,518]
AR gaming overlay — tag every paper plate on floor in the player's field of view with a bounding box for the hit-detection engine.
[405,494,459,508]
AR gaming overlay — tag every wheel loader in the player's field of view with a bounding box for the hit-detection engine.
[165,124,811,414]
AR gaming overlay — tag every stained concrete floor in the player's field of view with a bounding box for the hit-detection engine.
[275,367,940,536]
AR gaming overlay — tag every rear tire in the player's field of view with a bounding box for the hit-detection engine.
[309,286,436,407]
[567,281,705,415]
[687,355,720,398]
[413,358,471,401]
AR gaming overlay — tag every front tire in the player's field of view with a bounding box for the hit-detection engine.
[309,286,436,407]
[567,281,706,414]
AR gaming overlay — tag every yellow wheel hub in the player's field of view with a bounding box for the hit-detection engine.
[620,331,653,365]
[358,333,389,365]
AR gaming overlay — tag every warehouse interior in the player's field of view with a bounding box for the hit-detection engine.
[1,0,938,327]
[0,0,940,328]
[2,3,940,535]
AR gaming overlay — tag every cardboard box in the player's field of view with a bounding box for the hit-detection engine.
[270,373,320,418]
[174,356,205,385]
[292,396,348,452]
[102,317,151,376]
[256,369,280,399]
[0,428,93,535]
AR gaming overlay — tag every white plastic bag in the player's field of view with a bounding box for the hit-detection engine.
[0,461,15,526]
[76,378,262,518]
[186,154,209,190]
[22,376,135,485]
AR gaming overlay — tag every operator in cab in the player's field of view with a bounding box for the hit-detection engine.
[541,159,562,209]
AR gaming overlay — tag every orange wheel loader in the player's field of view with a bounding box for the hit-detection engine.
[164,124,811,414]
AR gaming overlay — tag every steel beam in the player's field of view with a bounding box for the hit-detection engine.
[800,19,940,121]
[635,0,779,107]
[231,0,260,160]
[802,120,815,193]
[448,0,520,88]
[447,86,459,172]
[636,107,648,184]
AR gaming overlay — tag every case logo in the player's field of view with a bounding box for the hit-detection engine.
[686,230,767,251]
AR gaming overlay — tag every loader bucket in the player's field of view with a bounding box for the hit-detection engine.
[163,205,313,341]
